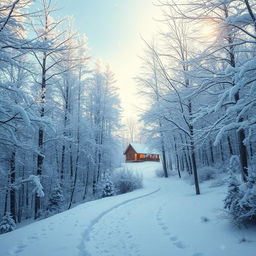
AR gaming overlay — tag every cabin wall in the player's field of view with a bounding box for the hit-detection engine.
[124,145,160,162]
[125,146,137,161]
[138,154,160,162]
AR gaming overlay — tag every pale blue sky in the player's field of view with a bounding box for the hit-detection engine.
[57,0,160,120]
[60,0,150,59]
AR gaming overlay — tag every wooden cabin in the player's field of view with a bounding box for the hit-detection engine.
[124,143,160,162]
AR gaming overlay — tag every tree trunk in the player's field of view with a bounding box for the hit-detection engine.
[227,136,233,156]
[185,136,193,174]
[159,122,168,177]
[60,144,65,182]
[161,139,168,177]
[174,137,181,178]
[188,101,200,195]
[238,127,248,181]
[83,164,90,200]
[68,165,78,209]
[10,150,16,222]
[35,52,47,220]
[209,140,214,164]
[220,141,224,162]
[191,137,200,195]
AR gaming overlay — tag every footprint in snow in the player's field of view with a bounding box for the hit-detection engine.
[162,225,168,231]
[174,241,186,249]
[28,235,38,240]
[170,236,178,241]
[156,206,188,250]
[10,243,27,255]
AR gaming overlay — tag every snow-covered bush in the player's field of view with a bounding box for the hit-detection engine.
[238,175,256,224]
[155,167,165,177]
[224,171,241,213]
[0,213,16,234]
[209,176,226,188]
[46,183,64,215]
[102,180,115,198]
[187,166,220,185]
[198,166,218,182]
[112,168,143,194]
[155,166,173,177]
[224,157,256,225]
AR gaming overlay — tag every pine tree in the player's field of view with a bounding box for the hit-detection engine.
[47,183,64,214]
[0,213,16,234]
[102,180,115,198]
[224,171,241,211]
[239,173,256,223]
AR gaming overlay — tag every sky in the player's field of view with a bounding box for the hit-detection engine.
[57,0,161,123]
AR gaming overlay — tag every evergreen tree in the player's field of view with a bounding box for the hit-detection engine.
[0,213,16,234]
[47,183,64,214]
[239,173,256,223]
[224,171,240,211]
[102,180,115,198]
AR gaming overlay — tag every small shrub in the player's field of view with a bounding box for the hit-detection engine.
[155,167,173,178]
[224,157,256,225]
[237,175,256,224]
[155,167,165,177]
[198,166,218,182]
[102,180,115,198]
[112,168,143,194]
[209,176,226,187]
[0,213,16,234]
[188,166,219,185]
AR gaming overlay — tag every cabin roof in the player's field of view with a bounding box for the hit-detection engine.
[125,143,159,155]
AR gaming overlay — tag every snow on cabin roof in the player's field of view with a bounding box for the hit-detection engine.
[129,143,159,155]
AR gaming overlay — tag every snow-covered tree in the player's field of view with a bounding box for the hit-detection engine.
[47,182,64,214]
[224,170,241,211]
[0,212,16,234]
[0,0,121,230]
[86,61,121,194]
[102,179,115,198]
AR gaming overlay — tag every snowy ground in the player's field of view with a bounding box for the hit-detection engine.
[0,162,256,256]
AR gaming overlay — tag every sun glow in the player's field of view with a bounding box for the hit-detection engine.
[201,25,215,37]
[199,21,218,43]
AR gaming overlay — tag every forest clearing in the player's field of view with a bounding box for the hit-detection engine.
[1,1,256,255]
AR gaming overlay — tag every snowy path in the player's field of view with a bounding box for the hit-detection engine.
[82,163,204,256]
[1,162,256,256]
[78,187,161,256]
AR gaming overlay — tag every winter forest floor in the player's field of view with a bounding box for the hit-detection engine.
[1,162,256,256]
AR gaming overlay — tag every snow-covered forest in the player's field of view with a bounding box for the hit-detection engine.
[1,0,256,255]
[137,0,256,223]
[0,0,122,227]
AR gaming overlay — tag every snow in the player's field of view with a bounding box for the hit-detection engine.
[12,105,31,127]
[27,175,45,198]
[0,162,256,256]
[129,143,159,154]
